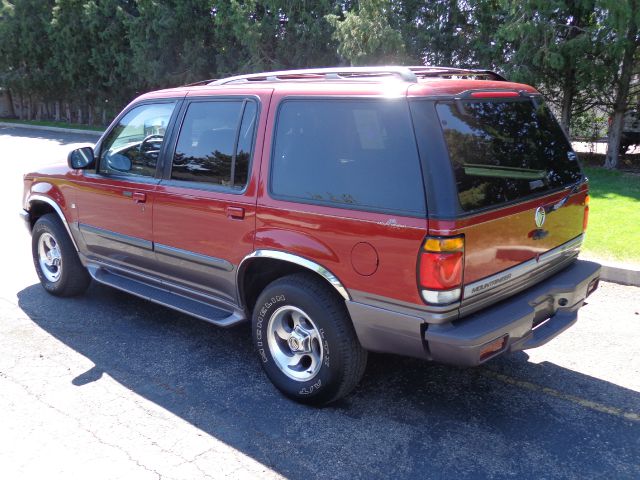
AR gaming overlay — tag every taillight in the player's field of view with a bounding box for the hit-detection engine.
[418,236,464,305]
[583,194,590,231]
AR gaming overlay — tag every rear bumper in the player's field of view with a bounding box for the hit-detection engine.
[425,260,601,366]
[347,259,601,365]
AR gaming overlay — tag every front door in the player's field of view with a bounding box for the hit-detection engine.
[152,92,269,306]
[75,101,178,273]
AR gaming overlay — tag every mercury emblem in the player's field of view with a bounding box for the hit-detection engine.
[535,207,546,228]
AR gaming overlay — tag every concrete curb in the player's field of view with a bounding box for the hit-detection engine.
[0,121,102,137]
[581,256,640,287]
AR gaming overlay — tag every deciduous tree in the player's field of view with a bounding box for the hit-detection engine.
[603,0,640,169]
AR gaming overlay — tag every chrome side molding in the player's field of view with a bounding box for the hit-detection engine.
[27,194,79,251]
[238,250,350,301]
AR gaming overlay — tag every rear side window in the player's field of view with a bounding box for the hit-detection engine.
[270,99,426,216]
[436,100,583,212]
[172,100,257,189]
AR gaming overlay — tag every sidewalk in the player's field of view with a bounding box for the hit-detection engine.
[0,121,102,137]
[580,254,640,287]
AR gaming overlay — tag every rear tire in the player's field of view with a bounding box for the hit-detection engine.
[31,214,91,297]
[252,273,367,405]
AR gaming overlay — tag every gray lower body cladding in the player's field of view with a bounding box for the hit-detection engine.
[347,259,601,366]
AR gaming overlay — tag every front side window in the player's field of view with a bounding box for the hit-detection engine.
[270,99,426,216]
[171,100,257,189]
[100,102,176,177]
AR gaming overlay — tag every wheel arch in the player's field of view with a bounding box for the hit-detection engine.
[237,250,350,314]
[26,195,79,251]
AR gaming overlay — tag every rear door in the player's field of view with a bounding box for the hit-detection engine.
[151,90,270,305]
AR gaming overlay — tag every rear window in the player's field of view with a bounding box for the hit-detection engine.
[436,100,582,212]
[270,99,426,216]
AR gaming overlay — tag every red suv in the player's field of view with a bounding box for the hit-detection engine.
[21,66,601,405]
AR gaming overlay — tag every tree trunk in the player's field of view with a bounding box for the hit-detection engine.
[559,0,588,136]
[17,93,24,120]
[606,110,625,164]
[4,89,16,118]
[605,0,639,169]
[77,107,83,125]
[65,103,71,123]
[55,101,60,121]
[88,104,94,126]
[561,70,576,135]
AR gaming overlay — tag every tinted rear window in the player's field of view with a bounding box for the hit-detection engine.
[436,100,582,212]
[271,99,426,216]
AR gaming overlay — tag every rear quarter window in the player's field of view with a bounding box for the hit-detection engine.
[270,99,426,216]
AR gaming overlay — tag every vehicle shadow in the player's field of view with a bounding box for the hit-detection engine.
[17,283,640,479]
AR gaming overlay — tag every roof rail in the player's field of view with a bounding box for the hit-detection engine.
[407,66,506,81]
[209,66,419,85]
[204,66,507,86]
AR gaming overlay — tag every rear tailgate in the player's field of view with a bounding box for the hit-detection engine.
[434,97,588,306]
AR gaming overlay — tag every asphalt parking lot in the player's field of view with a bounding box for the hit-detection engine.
[0,126,638,479]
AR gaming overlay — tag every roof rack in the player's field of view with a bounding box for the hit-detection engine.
[207,66,506,86]
[210,66,419,85]
[408,66,506,81]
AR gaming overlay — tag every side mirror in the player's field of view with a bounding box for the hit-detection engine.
[68,147,95,170]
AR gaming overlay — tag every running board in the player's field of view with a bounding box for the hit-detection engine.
[88,266,245,328]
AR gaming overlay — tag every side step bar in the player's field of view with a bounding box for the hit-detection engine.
[88,266,245,328]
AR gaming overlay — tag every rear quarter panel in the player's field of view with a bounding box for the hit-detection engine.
[256,90,428,306]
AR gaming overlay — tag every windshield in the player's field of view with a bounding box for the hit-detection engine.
[436,99,583,212]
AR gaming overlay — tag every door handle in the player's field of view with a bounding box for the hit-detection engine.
[132,192,147,203]
[226,206,245,219]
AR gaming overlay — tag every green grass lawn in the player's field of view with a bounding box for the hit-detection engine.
[0,118,104,132]
[583,167,640,264]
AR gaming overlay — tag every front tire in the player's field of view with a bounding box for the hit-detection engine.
[252,273,367,405]
[31,214,91,297]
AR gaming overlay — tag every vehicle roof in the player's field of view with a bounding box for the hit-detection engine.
[135,66,539,102]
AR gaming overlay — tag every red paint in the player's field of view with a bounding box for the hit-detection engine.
[408,80,538,97]
[74,175,155,244]
[153,186,256,266]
